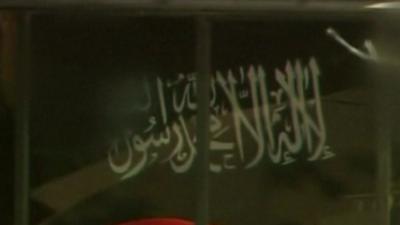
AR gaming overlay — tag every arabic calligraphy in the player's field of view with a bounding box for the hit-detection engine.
[108,57,334,180]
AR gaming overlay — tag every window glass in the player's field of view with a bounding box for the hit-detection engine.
[30,14,198,225]
[209,19,382,225]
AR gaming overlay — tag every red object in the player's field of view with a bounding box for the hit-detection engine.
[116,218,195,225]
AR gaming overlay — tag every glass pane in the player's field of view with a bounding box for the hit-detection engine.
[29,14,198,225]
[210,19,380,225]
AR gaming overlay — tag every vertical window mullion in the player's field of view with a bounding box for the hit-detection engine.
[14,11,31,225]
[195,16,211,225]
